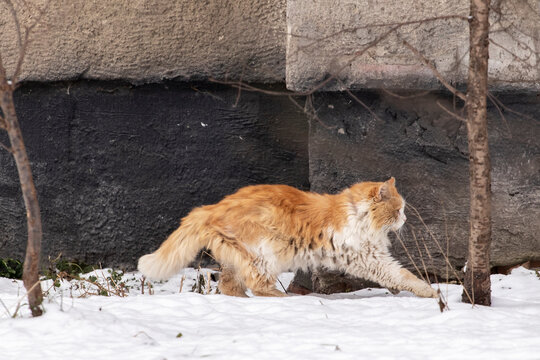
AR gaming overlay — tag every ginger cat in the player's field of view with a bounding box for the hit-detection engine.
[138,178,438,298]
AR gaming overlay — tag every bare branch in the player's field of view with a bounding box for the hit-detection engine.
[489,38,533,68]
[380,88,432,100]
[394,231,427,282]
[233,63,247,107]
[410,227,432,283]
[490,25,539,57]
[488,92,535,121]
[341,84,382,122]
[212,23,402,98]
[401,39,467,102]
[3,0,23,50]
[0,51,9,88]
[487,93,512,137]
[405,203,474,305]
[0,141,13,154]
[436,100,466,122]
[11,0,51,84]
[295,15,469,54]
[287,95,336,130]
[215,15,468,98]
[209,79,292,96]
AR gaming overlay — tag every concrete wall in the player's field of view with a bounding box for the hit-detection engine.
[0,82,537,272]
[287,0,540,91]
[0,0,286,83]
[0,82,309,268]
[1,0,538,89]
[0,2,538,272]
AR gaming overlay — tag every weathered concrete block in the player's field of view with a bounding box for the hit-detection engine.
[0,0,286,83]
[2,0,537,90]
[287,0,540,91]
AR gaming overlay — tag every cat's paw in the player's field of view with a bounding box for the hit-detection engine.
[416,285,439,298]
[428,287,439,298]
[388,287,400,295]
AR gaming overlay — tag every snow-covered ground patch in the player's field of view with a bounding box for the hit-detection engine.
[1,267,539,359]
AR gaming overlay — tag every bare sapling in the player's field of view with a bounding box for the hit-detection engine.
[461,0,492,306]
[0,0,49,316]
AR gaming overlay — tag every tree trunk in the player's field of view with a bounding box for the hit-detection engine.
[462,0,492,306]
[0,88,44,316]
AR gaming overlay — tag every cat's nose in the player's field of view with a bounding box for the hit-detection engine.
[403,214,407,222]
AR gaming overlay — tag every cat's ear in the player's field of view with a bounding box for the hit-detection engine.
[374,178,394,202]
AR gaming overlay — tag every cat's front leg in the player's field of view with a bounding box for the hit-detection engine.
[344,253,438,298]
[392,267,438,298]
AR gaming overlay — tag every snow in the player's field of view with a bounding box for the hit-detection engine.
[1,267,539,359]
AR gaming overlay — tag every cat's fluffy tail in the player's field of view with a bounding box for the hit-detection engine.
[138,210,209,281]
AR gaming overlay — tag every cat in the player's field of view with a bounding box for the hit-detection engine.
[138,177,438,298]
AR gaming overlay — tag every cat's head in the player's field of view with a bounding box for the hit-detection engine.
[349,177,406,232]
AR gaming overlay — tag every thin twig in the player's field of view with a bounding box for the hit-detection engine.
[394,231,427,282]
[287,93,336,130]
[233,64,246,107]
[341,84,382,122]
[487,93,512,137]
[1,0,50,84]
[443,206,450,307]
[381,89,432,100]
[401,39,467,102]
[0,141,13,153]
[277,278,288,295]
[436,100,466,122]
[488,92,534,121]
[8,279,42,318]
[417,229,442,290]
[410,227,431,284]
[0,297,13,317]
[489,38,533,67]
[287,94,336,130]
[179,275,186,293]
[294,15,469,55]
[211,22,402,97]
[405,203,474,305]
[3,0,23,51]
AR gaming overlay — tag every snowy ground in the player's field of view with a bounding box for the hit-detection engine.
[0,267,539,359]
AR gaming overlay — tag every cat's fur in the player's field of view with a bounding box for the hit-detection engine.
[138,178,437,298]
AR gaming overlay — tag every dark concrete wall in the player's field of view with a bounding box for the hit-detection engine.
[0,82,309,268]
[0,82,538,275]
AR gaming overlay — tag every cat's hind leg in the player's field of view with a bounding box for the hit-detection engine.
[209,236,287,297]
[245,274,288,297]
[241,252,288,297]
[218,266,248,297]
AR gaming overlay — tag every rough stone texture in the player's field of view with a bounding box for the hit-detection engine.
[2,1,537,90]
[0,81,309,268]
[0,0,286,83]
[306,90,539,284]
[287,0,540,91]
[0,82,538,278]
